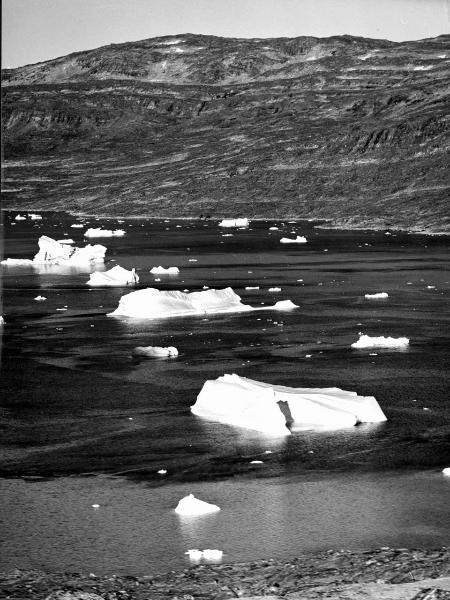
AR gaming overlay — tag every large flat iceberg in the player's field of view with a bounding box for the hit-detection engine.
[219,218,249,228]
[132,345,178,358]
[2,236,106,266]
[84,228,125,238]
[108,287,298,319]
[351,333,409,349]
[87,265,139,286]
[191,374,387,435]
[280,236,307,244]
[364,292,389,299]
[150,266,180,275]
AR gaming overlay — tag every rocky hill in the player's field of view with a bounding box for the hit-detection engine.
[2,33,449,232]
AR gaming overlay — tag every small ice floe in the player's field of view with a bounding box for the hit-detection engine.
[364,292,389,299]
[70,224,84,228]
[202,549,223,561]
[87,266,139,287]
[351,333,409,349]
[0,316,5,326]
[84,228,125,238]
[268,287,281,292]
[157,469,167,475]
[185,549,203,561]
[188,258,197,262]
[219,218,249,228]
[280,236,307,244]
[14,214,26,221]
[442,468,450,477]
[30,213,42,220]
[56,239,75,244]
[34,295,47,301]
[427,285,436,289]
[132,345,179,358]
[175,493,220,516]
[91,504,100,509]
[269,226,279,230]
[1,258,33,266]
[150,266,179,275]
[245,286,260,290]
[222,233,233,237]
[250,460,263,464]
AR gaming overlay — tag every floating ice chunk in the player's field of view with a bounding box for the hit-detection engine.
[351,333,409,349]
[87,265,138,287]
[70,224,84,228]
[269,287,281,292]
[0,316,4,326]
[202,549,223,560]
[56,239,75,244]
[192,374,386,434]
[250,460,263,464]
[132,345,178,358]
[29,213,42,220]
[269,227,279,230]
[34,295,47,301]
[280,236,307,244]
[92,504,100,509]
[185,549,203,560]
[150,266,180,274]
[31,236,106,265]
[442,468,450,477]
[108,287,298,319]
[364,292,389,299]
[245,286,260,290]
[157,469,167,475]
[1,258,33,266]
[84,228,125,238]
[175,494,220,516]
[219,218,249,228]
[14,214,26,221]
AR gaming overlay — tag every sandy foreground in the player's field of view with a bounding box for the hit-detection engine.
[1,547,449,600]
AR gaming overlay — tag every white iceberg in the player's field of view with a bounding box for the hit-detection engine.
[56,239,75,244]
[269,227,279,231]
[1,258,33,266]
[269,287,281,292]
[219,218,249,228]
[34,295,47,301]
[202,549,223,561]
[132,345,178,358]
[108,287,298,319]
[33,236,106,265]
[191,374,387,435]
[84,228,125,238]
[185,549,203,561]
[351,333,409,349]
[442,468,450,477]
[280,236,307,244]
[70,224,84,228]
[364,292,389,299]
[14,214,26,221]
[87,265,139,287]
[175,494,220,516]
[30,213,42,220]
[150,266,180,275]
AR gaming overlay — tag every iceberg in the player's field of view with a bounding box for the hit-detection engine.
[364,292,389,299]
[70,224,84,228]
[34,295,47,301]
[219,218,249,228]
[191,374,387,435]
[108,287,298,319]
[1,258,33,266]
[87,265,139,287]
[2,236,106,266]
[280,236,307,244]
[56,239,75,244]
[14,214,26,221]
[175,494,220,516]
[84,228,125,238]
[132,345,178,358]
[150,266,180,275]
[351,333,409,349]
[30,213,42,220]
[442,468,450,477]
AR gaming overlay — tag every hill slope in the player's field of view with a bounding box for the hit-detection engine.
[2,33,449,232]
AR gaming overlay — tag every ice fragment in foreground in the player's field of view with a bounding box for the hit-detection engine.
[192,374,387,435]
[219,218,249,228]
[442,468,450,476]
[364,292,389,299]
[108,287,298,319]
[84,228,125,238]
[132,346,178,358]
[150,266,180,274]
[2,236,106,266]
[185,549,203,560]
[351,333,409,349]
[280,236,307,244]
[87,266,138,287]
[202,549,223,560]
[175,494,220,516]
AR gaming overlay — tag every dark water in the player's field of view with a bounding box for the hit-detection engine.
[1,211,449,574]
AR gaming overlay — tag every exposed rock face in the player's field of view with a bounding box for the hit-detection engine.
[2,33,449,232]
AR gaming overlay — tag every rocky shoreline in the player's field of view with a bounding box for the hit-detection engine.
[2,547,449,600]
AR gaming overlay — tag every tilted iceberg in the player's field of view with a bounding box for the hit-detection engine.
[87,265,138,287]
[150,266,180,274]
[191,374,387,435]
[2,236,106,266]
[280,236,307,244]
[219,218,249,228]
[108,287,298,319]
[351,333,409,349]
[84,228,125,238]
[175,494,220,516]
[132,345,178,358]
[364,292,389,299]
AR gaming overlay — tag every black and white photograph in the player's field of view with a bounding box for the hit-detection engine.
[1,1,449,598]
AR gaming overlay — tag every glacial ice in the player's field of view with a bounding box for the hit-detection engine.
[280,236,307,244]
[70,224,84,228]
[108,287,298,318]
[34,296,47,301]
[219,218,249,228]
[57,239,75,244]
[1,258,33,266]
[191,374,387,435]
[30,214,42,220]
[442,468,450,477]
[150,266,180,274]
[14,215,26,221]
[175,494,220,516]
[351,333,410,349]
[87,265,139,286]
[365,292,389,299]
[2,236,106,266]
[132,345,178,358]
[84,228,125,238]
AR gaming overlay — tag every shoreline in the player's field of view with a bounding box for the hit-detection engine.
[1,547,449,599]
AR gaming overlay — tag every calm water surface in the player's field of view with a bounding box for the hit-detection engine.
[1,211,449,574]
